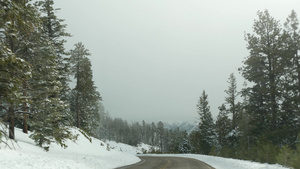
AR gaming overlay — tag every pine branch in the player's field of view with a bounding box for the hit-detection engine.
[0,123,12,149]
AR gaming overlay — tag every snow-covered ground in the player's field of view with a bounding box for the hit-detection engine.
[0,128,289,169]
[0,128,140,169]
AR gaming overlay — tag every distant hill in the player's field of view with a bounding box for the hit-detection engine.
[163,121,198,134]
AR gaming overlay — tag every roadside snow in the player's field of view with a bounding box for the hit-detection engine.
[0,128,140,169]
[104,140,152,154]
[0,128,290,169]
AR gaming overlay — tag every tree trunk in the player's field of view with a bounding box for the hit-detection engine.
[76,58,80,128]
[232,94,236,128]
[23,114,28,133]
[46,0,54,38]
[296,53,300,102]
[76,92,80,128]
[270,61,277,131]
[8,105,15,140]
[23,82,28,133]
[267,53,277,131]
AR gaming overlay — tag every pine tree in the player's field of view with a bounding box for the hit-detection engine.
[157,121,164,153]
[197,90,217,154]
[0,0,35,140]
[284,10,300,99]
[70,42,90,129]
[224,73,239,128]
[130,122,142,146]
[0,50,31,140]
[14,0,42,135]
[35,0,71,102]
[150,122,156,146]
[0,0,77,149]
[241,10,287,144]
[280,10,300,146]
[222,73,241,156]
[189,130,202,153]
[28,38,76,150]
[215,104,232,151]
[235,82,253,159]
[70,42,102,135]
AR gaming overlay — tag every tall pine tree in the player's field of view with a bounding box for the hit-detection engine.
[242,10,287,144]
[280,10,300,146]
[27,0,77,151]
[224,73,239,128]
[0,0,36,140]
[197,90,216,154]
[70,42,101,135]
[215,104,232,155]
[35,0,71,102]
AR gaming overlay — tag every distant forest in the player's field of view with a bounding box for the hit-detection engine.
[1,1,300,169]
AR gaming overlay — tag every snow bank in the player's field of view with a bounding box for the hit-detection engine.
[0,128,290,169]
[104,140,152,154]
[0,128,140,169]
[141,154,289,169]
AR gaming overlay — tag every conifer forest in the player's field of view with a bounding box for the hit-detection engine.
[2,1,300,168]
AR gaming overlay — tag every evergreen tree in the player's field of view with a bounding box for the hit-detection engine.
[222,73,241,156]
[0,0,36,139]
[197,90,217,154]
[150,122,156,146]
[130,122,142,146]
[241,10,287,144]
[235,82,252,160]
[157,121,164,152]
[189,130,202,153]
[70,42,102,134]
[224,73,239,128]
[280,10,300,146]
[238,10,300,163]
[35,0,71,102]
[0,0,77,149]
[141,120,147,143]
[215,104,232,154]
[28,38,76,151]
[179,131,191,153]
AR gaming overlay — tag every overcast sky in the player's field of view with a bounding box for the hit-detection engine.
[54,0,300,123]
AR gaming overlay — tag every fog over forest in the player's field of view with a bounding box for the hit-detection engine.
[53,0,300,122]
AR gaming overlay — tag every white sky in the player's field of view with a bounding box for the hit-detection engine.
[54,0,300,123]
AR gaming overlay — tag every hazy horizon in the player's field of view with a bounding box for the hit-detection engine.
[54,0,300,123]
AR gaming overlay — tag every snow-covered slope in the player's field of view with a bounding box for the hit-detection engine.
[0,128,140,169]
[104,140,152,154]
[0,128,289,169]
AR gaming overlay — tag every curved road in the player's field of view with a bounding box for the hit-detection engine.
[116,156,215,169]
